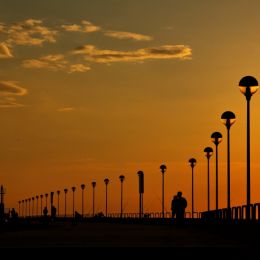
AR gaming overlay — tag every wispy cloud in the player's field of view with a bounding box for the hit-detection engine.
[0,23,5,32]
[61,20,100,33]
[6,19,57,46]
[104,31,152,41]
[0,81,27,108]
[68,64,91,73]
[57,107,75,112]
[72,44,192,63]
[22,54,67,70]
[0,42,13,59]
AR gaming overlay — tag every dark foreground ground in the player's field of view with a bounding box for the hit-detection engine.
[0,218,260,257]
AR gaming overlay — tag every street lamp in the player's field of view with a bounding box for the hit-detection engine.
[32,197,34,217]
[239,75,258,220]
[45,193,48,208]
[25,199,27,217]
[28,198,31,217]
[137,171,144,218]
[71,187,76,217]
[160,164,167,218]
[104,179,109,217]
[119,175,125,218]
[91,182,96,217]
[36,195,39,216]
[40,195,43,216]
[64,188,68,217]
[57,190,60,217]
[188,158,196,218]
[22,200,24,217]
[221,111,236,216]
[204,147,213,211]
[211,131,222,211]
[80,184,85,217]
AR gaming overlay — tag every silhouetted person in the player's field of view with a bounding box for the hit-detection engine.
[171,195,178,219]
[11,208,18,220]
[175,191,187,224]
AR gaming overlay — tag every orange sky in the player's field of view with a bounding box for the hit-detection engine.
[1,0,260,216]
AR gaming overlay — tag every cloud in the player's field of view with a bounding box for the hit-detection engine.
[72,44,192,63]
[68,64,91,73]
[6,19,57,46]
[57,107,75,112]
[0,81,27,96]
[104,31,152,41]
[0,81,28,108]
[22,54,67,70]
[61,20,100,33]
[0,42,13,58]
[0,23,5,32]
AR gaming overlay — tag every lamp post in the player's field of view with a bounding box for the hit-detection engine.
[189,158,196,218]
[64,188,68,217]
[119,175,125,218]
[71,187,76,217]
[45,193,48,208]
[28,198,31,217]
[91,182,96,217]
[57,190,60,216]
[239,76,258,220]
[36,195,39,216]
[211,131,222,211]
[160,164,167,218]
[22,200,24,217]
[32,197,34,217]
[204,147,213,211]
[221,111,236,217]
[80,184,85,217]
[40,195,43,216]
[25,199,27,217]
[104,179,109,217]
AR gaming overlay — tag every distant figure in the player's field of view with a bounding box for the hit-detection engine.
[11,208,18,220]
[43,206,48,217]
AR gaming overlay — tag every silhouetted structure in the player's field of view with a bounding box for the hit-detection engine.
[64,188,68,217]
[72,187,76,217]
[204,147,213,211]
[104,179,109,217]
[172,191,187,224]
[40,194,43,216]
[160,164,166,218]
[80,184,85,217]
[221,111,236,217]
[0,185,5,221]
[36,195,39,216]
[188,158,196,218]
[239,75,258,220]
[57,190,60,216]
[91,182,96,217]
[119,175,125,218]
[211,131,222,211]
[137,171,144,218]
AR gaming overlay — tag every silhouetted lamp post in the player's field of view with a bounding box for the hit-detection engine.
[22,200,24,217]
[40,194,43,216]
[204,147,213,211]
[25,199,27,217]
[160,164,167,218]
[32,197,34,216]
[64,188,68,217]
[57,190,60,216]
[28,198,31,217]
[36,195,39,216]
[80,184,85,217]
[221,111,236,215]
[211,131,222,211]
[91,182,96,217]
[45,193,48,208]
[189,158,196,219]
[239,76,258,220]
[104,179,109,217]
[18,201,21,216]
[72,187,76,217]
[119,175,125,218]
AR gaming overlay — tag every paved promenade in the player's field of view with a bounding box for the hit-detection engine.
[0,218,259,257]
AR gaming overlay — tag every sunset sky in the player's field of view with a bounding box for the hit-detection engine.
[1,0,260,216]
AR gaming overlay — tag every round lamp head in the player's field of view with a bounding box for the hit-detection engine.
[211,132,222,145]
[119,175,125,182]
[189,158,197,168]
[221,111,236,129]
[81,184,86,190]
[137,170,144,176]
[160,164,167,173]
[91,181,96,188]
[204,147,213,158]
[239,76,258,98]
[104,178,109,185]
